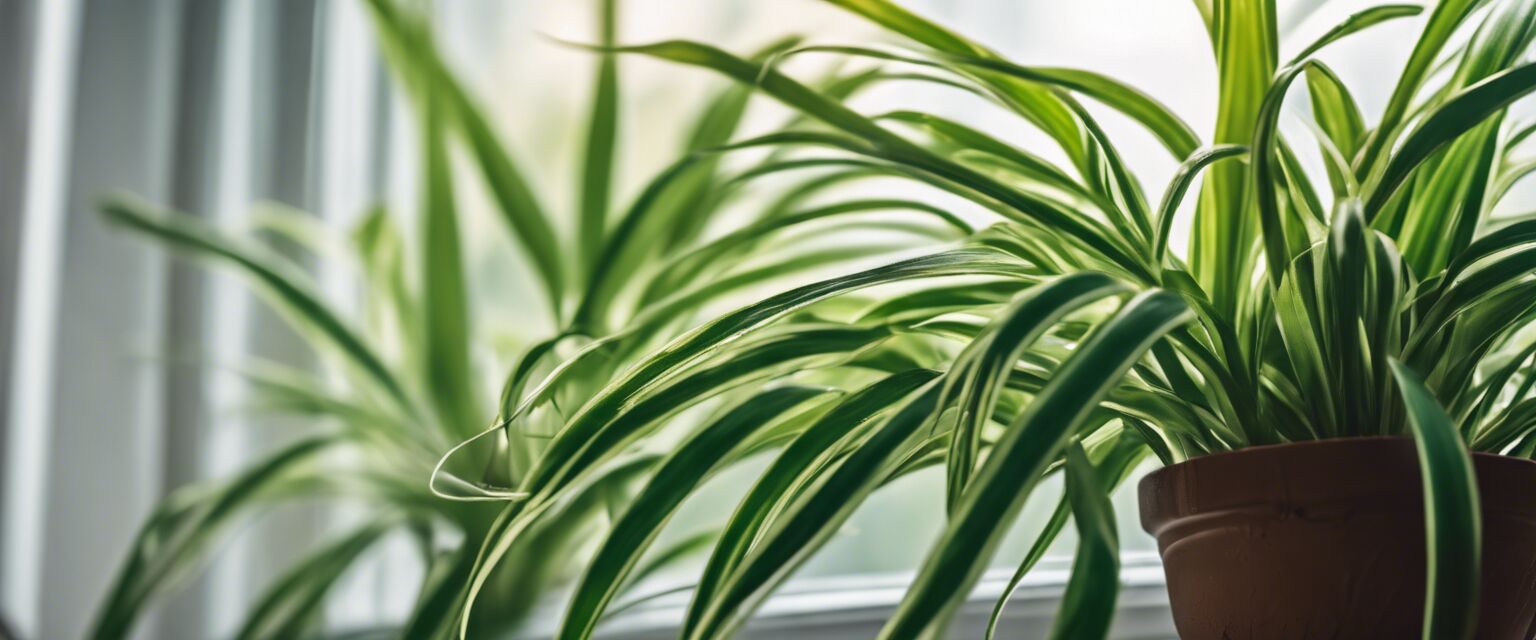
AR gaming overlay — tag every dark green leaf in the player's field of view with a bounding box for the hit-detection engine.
[880,290,1190,638]
[1046,441,1120,640]
[1390,359,1481,640]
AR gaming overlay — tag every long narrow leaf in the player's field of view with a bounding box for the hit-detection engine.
[557,386,827,640]
[1390,359,1481,640]
[687,383,945,640]
[1289,4,1422,64]
[1154,145,1247,266]
[578,0,620,279]
[942,272,1131,510]
[235,518,398,640]
[90,438,338,639]
[365,0,567,315]
[420,82,480,439]
[1046,441,1121,640]
[879,290,1191,639]
[99,198,415,416]
[1367,62,1536,219]
[682,370,938,639]
[986,431,1145,639]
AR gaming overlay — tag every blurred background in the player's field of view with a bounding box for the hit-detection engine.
[0,0,1457,638]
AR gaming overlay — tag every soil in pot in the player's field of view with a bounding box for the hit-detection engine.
[1139,436,1536,639]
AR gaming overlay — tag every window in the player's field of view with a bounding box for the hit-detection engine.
[0,1,1467,638]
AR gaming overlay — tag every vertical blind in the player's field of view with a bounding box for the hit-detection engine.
[1,1,399,637]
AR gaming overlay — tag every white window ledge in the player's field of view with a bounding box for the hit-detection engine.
[576,552,1173,639]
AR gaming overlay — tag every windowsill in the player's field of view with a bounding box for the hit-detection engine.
[588,552,1174,639]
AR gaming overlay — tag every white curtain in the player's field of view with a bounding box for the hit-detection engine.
[0,1,400,637]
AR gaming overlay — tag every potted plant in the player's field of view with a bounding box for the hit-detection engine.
[99,0,1536,637]
[413,0,1536,638]
[88,1,967,638]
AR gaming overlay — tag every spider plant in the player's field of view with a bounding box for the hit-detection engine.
[414,0,1536,638]
[87,1,969,638]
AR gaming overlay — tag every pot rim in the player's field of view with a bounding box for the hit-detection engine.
[1138,435,1536,535]
[1141,434,1536,486]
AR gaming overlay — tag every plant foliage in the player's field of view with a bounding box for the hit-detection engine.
[97,0,1536,638]
[90,1,969,637]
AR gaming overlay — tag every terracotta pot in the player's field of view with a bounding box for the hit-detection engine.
[1139,436,1536,639]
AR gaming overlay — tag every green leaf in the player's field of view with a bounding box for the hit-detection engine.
[455,455,662,639]
[236,359,432,449]
[682,370,938,639]
[235,518,397,640]
[880,290,1191,639]
[365,0,567,317]
[1046,441,1121,640]
[1249,61,1311,290]
[1423,218,1536,321]
[640,198,970,305]
[618,528,719,599]
[89,438,338,640]
[821,0,983,55]
[1063,94,1155,247]
[1389,359,1481,640]
[1289,4,1423,64]
[601,39,1151,280]
[532,325,890,501]
[453,323,901,631]
[98,197,415,417]
[1325,200,1372,435]
[654,36,804,252]
[578,0,620,280]
[556,386,827,640]
[986,431,1145,639]
[627,245,928,344]
[1190,0,1277,316]
[817,0,1091,167]
[419,82,481,440]
[877,110,1096,210]
[1377,0,1536,272]
[1153,144,1247,266]
[942,272,1132,511]
[518,249,1028,497]
[1366,61,1536,220]
[246,202,347,259]
[350,206,420,368]
[783,45,1199,158]
[1305,62,1366,177]
[988,499,1069,640]
[1355,0,1479,177]
[686,382,946,640]
[400,549,476,640]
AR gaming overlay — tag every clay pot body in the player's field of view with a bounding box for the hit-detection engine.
[1139,437,1536,639]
